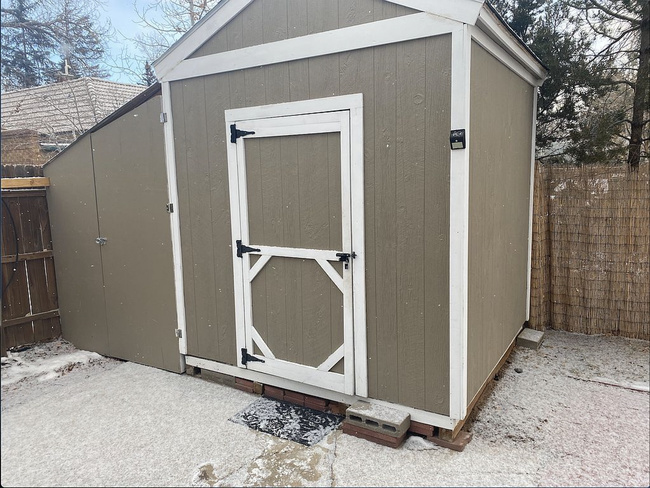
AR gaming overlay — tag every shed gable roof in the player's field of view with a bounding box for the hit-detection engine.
[153,0,485,80]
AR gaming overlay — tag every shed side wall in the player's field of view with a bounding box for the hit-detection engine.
[172,34,452,415]
[90,95,181,372]
[468,42,534,403]
[189,0,417,59]
[45,134,110,355]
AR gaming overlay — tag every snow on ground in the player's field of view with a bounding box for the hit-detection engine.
[1,331,648,487]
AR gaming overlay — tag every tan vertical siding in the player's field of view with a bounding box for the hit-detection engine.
[46,135,110,355]
[189,0,417,58]
[90,95,180,372]
[172,34,452,414]
[46,96,181,372]
[468,42,534,403]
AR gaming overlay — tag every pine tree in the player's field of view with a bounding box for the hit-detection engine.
[1,0,109,90]
[140,61,157,86]
[1,0,56,89]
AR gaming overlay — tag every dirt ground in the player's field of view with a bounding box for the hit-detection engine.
[1,330,648,487]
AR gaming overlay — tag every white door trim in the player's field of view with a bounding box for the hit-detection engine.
[224,94,366,397]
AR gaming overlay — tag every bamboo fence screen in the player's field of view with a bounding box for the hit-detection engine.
[530,162,649,340]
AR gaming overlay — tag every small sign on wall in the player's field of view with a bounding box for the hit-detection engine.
[450,129,466,150]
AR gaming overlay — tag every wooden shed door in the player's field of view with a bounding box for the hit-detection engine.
[228,111,357,395]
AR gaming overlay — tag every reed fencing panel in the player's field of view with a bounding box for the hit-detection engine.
[530,162,649,340]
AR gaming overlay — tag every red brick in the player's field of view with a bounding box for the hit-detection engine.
[305,400,328,412]
[264,385,285,401]
[427,431,473,452]
[284,390,305,407]
[235,378,254,388]
[342,423,406,449]
[305,395,329,408]
[328,401,348,416]
[234,383,255,394]
[409,420,436,437]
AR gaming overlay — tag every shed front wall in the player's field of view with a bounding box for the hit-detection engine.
[467,42,534,403]
[172,33,452,414]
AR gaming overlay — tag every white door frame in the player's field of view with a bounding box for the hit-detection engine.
[224,94,367,397]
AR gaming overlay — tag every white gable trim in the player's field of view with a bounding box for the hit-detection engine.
[162,13,461,82]
[154,0,485,81]
[476,7,547,82]
[154,0,254,80]
[387,0,484,24]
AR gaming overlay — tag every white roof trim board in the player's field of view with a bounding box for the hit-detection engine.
[153,0,545,83]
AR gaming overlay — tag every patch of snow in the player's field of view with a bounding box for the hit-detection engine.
[403,436,440,451]
[2,345,103,386]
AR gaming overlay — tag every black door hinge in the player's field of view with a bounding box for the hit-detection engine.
[166,203,174,213]
[230,124,255,143]
[336,252,357,269]
[241,348,265,365]
[236,239,260,258]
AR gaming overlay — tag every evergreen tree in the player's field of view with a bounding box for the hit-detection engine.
[492,0,616,163]
[140,61,157,86]
[1,0,56,88]
[1,0,109,90]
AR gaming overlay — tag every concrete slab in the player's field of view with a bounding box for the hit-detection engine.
[517,328,545,350]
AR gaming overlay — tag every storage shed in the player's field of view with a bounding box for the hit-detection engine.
[46,0,547,435]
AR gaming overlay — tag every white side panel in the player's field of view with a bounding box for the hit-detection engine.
[449,26,471,422]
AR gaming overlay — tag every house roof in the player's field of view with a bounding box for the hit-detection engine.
[44,82,162,166]
[1,78,146,137]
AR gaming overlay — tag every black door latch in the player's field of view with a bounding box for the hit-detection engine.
[336,252,357,269]
[241,348,265,365]
[236,239,260,258]
[230,124,255,143]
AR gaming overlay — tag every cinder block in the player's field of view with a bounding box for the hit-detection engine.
[284,390,305,407]
[345,401,410,438]
[409,420,436,437]
[342,423,406,448]
[517,328,545,350]
[428,431,473,452]
[264,385,285,401]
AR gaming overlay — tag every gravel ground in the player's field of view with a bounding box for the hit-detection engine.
[1,331,648,487]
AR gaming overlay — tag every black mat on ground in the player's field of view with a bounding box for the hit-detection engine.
[229,397,343,446]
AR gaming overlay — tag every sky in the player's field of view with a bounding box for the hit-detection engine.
[102,0,151,83]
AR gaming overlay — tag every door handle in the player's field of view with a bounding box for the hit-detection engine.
[95,237,108,246]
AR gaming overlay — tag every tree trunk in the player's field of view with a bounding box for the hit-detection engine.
[628,0,650,169]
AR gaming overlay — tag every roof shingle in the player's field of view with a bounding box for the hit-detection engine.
[1,78,146,137]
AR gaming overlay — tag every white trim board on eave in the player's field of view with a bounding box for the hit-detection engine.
[153,0,484,80]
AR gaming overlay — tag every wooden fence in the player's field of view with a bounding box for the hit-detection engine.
[1,164,61,355]
[530,162,649,340]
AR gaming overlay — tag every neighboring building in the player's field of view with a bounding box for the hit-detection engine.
[1,77,146,165]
